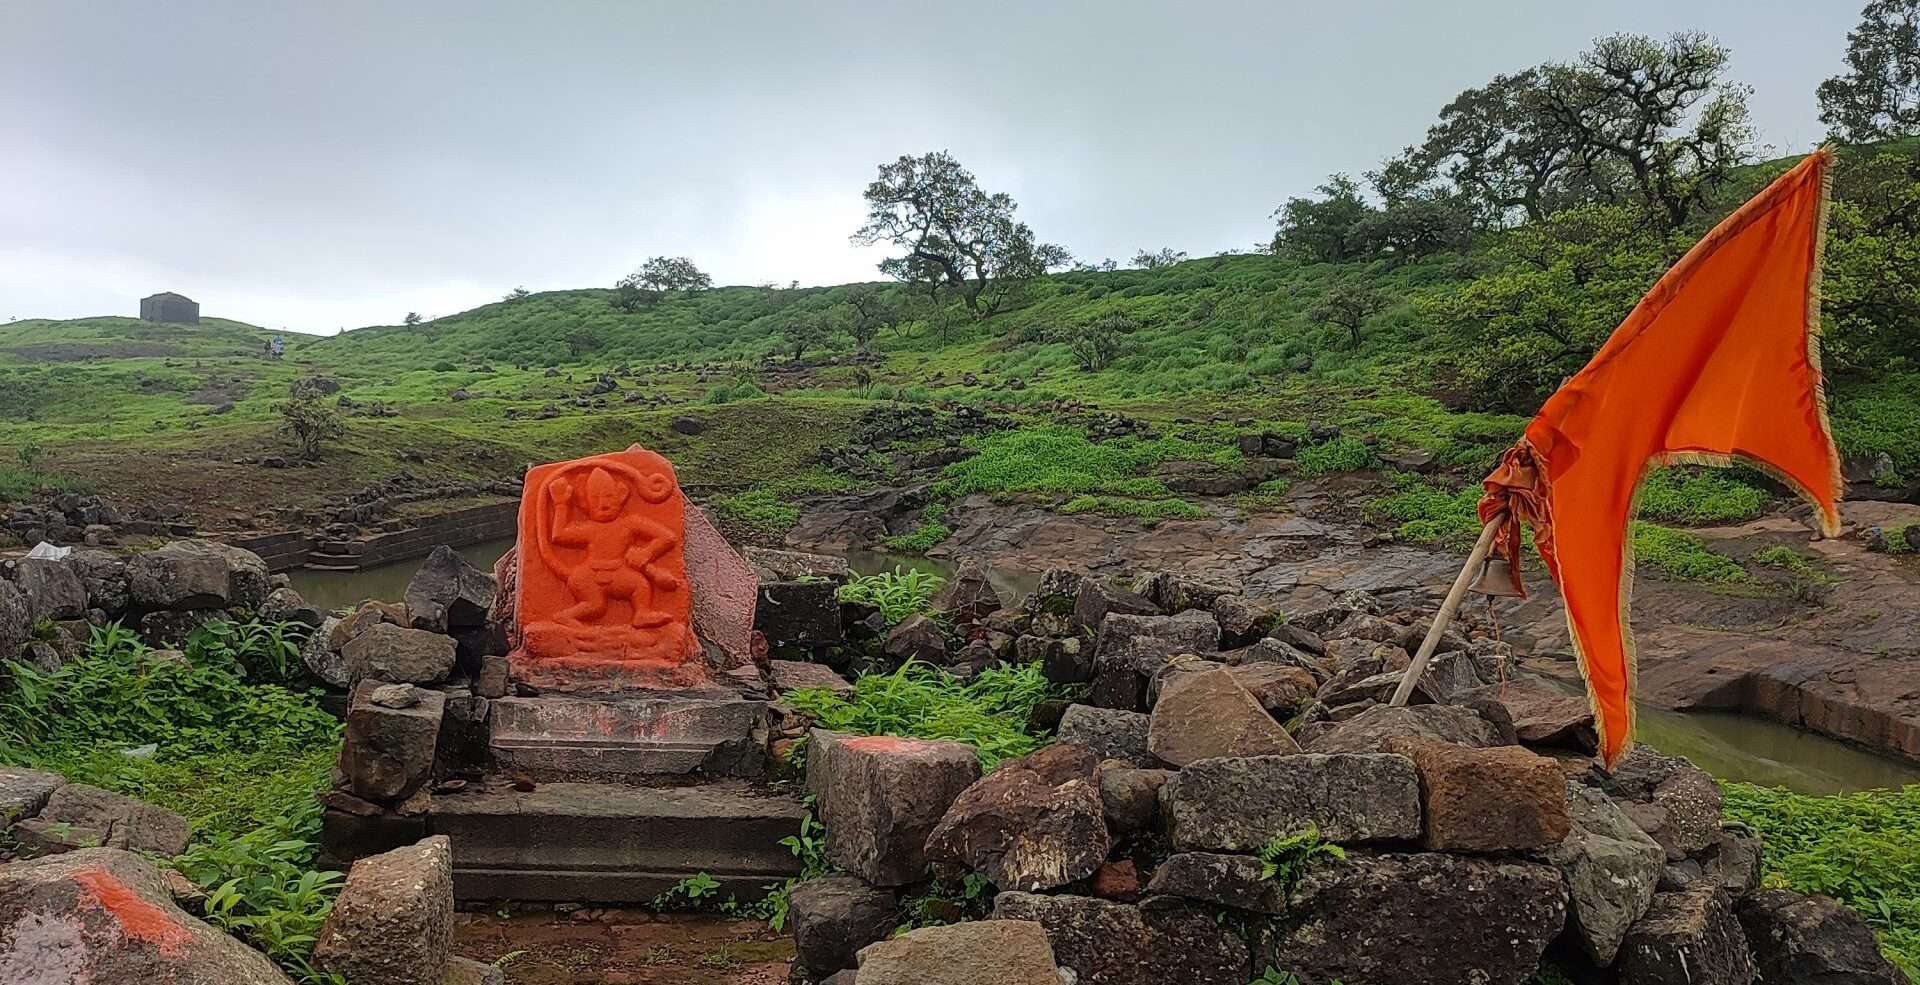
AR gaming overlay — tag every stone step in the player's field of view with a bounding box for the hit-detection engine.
[488,694,769,780]
[431,779,805,902]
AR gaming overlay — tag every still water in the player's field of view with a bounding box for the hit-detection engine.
[291,542,1917,795]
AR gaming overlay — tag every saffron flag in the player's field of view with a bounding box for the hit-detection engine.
[1479,148,1843,768]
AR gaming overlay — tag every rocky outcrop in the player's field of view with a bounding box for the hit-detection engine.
[925,744,1110,892]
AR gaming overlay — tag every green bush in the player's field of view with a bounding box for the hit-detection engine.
[932,426,1232,500]
[836,567,945,626]
[711,488,801,540]
[1722,782,1920,976]
[1631,523,1748,583]
[784,661,1062,768]
[1295,436,1376,476]
[1636,468,1770,526]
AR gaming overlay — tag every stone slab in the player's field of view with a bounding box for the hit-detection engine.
[488,693,768,779]
[430,779,805,902]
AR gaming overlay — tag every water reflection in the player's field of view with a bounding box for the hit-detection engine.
[289,538,514,613]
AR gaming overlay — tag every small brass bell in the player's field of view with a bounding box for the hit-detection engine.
[1470,556,1525,597]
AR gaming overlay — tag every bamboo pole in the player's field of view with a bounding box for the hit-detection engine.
[1388,512,1505,707]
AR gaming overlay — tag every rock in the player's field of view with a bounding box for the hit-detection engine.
[1266,851,1567,985]
[8,557,87,620]
[473,653,509,698]
[1210,594,1276,648]
[259,586,323,627]
[935,559,1003,627]
[126,539,270,611]
[1086,636,1185,710]
[1234,636,1328,680]
[1736,888,1906,985]
[1056,705,1153,767]
[341,622,458,686]
[1148,668,1300,767]
[1022,568,1082,618]
[0,766,65,822]
[1327,610,1402,644]
[332,600,409,648]
[1716,826,1763,896]
[404,546,497,634]
[1618,886,1754,985]
[29,782,190,856]
[1387,740,1569,853]
[1072,577,1156,633]
[443,955,506,985]
[790,875,901,981]
[68,549,130,613]
[1553,783,1665,966]
[1129,571,1238,615]
[340,679,446,803]
[0,580,30,662]
[856,919,1062,985]
[1147,851,1285,914]
[819,735,982,886]
[1225,663,1317,720]
[1267,620,1326,658]
[0,847,294,983]
[925,744,1110,892]
[313,836,455,985]
[1501,688,1600,753]
[882,614,947,664]
[370,683,424,708]
[992,892,1249,985]
[1091,859,1141,901]
[1097,766,1172,835]
[302,616,350,688]
[772,659,854,697]
[758,580,845,647]
[1605,749,1725,862]
[744,547,850,582]
[1094,610,1220,660]
[1304,703,1508,753]
[1164,753,1421,850]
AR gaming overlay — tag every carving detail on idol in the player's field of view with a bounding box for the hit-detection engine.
[543,465,681,628]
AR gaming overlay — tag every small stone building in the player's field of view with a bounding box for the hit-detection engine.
[139,292,199,325]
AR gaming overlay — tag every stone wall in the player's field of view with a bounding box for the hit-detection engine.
[301,502,518,572]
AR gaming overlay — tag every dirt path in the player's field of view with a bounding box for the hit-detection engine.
[453,910,794,984]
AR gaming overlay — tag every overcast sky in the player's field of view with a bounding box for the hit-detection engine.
[1,1,1859,335]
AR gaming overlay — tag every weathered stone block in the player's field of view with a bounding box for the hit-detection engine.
[1072,576,1157,632]
[1098,765,1172,835]
[488,693,767,779]
[8,557,87,620]
[36,782,190,856]
[1618,885,1754,985]
[925,744,1109,892]
[1553,782,1665,966]
[1304,702,1508,753]
[314,836,454,985]
[1736,888,1906,985]
[0,765,65,823]
[1056,704,1153,767]
[127,539,269,611]
[342,679,445,802]
[856,919,1061,985]
[405,545,496,634]
[758,580,844,646]
[1147,851,1285,914]
[790,875,900,981]
[1165,753,1420,849]
[818,735,981,886]
[1388,739,1569,853]
[341,621,458,685]
[1148,667,1299,767]
[992,892,1250,985]
[883,614,947,664]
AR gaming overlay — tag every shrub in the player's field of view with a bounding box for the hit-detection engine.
[711,488,801,540]
[1636,468,1770,525]
[1631,522,1748,583]
[784,661,1062,768]
[836,567,945,626]
[1295,436,1376,476]
[932,426,1231,500]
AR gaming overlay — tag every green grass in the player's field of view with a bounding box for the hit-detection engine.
[784,661,1064,768]
[883,503,953,554]
[1636,468,1772,526]
[932,426,1236,501]
[1723,782,1920,977]
[1058,494,1207,520]
[1631,522,1749,583]
[1294,436,1376,477]
[1368,476,1481,546]
[836,567,945,626]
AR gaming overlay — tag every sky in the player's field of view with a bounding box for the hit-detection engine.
[0,1,1861,335]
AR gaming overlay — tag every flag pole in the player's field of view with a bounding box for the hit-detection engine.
[1389,512,1505,707]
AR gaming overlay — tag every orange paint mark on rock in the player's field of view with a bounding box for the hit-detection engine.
[843,735,939,754]
[511,446,703,687]
[72,867,192,958]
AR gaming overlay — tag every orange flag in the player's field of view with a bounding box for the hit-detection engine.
[1479,148,1843,768]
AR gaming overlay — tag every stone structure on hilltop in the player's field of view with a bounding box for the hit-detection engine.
[137,291,199,325]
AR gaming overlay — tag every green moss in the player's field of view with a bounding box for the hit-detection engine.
[1631,522,1748,582]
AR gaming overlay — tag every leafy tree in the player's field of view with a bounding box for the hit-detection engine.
[843,287,896,353]
[780,313,833,361]
[1131,248,1187,269]
[1824,149,1920,371]
[402,312,422,326]
[1271,174,1380,262]
[1053,313,1136,371]
[1310,285,1389,348]
[613,256,712,310]
[278,396,344,461]
[564,327,602,357]
[1074,258,1120,273]
[851,151,1071,319]
[1386,69,1594,224]
[1819,1,1920,142]
[504,286,530,301]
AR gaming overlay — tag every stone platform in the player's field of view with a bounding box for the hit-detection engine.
[433,779,805,902]
[489,691,770,780]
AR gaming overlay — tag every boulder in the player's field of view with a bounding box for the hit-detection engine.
[1148,668,1300,767]
[992,892,1250,985]
[404,545,496,634]
[1210,594,1278,648]
[1736,888,1907,985]
[1501,688,1600,754]
[1267,620,1327,658]
[126,539,270,611]
[0,766,65,823]
[341,622,457,686]
[1022,568,1082,617]
[1304,703,1508,754]
[26,782,190,856]
[1086,636,1185,710]
[1267,850,1566,985]
[1604,749,1725,862]
[258,586,323,627]
[8,557,87,620]
[934,559,1003,627]
[1233,636,1328,681]
[68,549,131,614]
[1055,705,1153,767]
[925,744,1110,892]
[1618,885,1754,985]
[1164,753,1421,850]
[1129,571,1239,615]
[1387,740,1569,853]
[1094,610,1220,659]
[818,735,981,886]
[1146,851,1286,914]
[883,614,947,665]
[340,679,446,803]
[758,580,844,647]
[0,579,29,662]
[771,659,854,697]
[1097,766,1173,835]
[790,875,901,981]
[302,616,350,688]
[1553,783,1665,966]
[1225,663,1317,720]
[1072,577,1157,633]
[313,836,455,985]
[332,600,409,648]
[0,848,293,983]
[856,919,1062,985]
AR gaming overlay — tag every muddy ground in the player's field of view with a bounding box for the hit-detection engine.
[454,910,793,985]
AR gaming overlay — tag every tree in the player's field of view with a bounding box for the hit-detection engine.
[1386,70,1602,226]
[613,256,713,310]
[564,327,602,357]
[1053,313,1136,371]
[1131,248,1187,269]
[843,287,896,353]
[279,396,344,461]
[1310,285,1389,348]
[504,286,530,301]
[1819,1,1920,142]
[780,313,833,361]
[1823,149,1920,371]
[851,151,1071,319]
[1539,33,1755,232]
[1271,174,1380,262]
[403,312,422,326]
